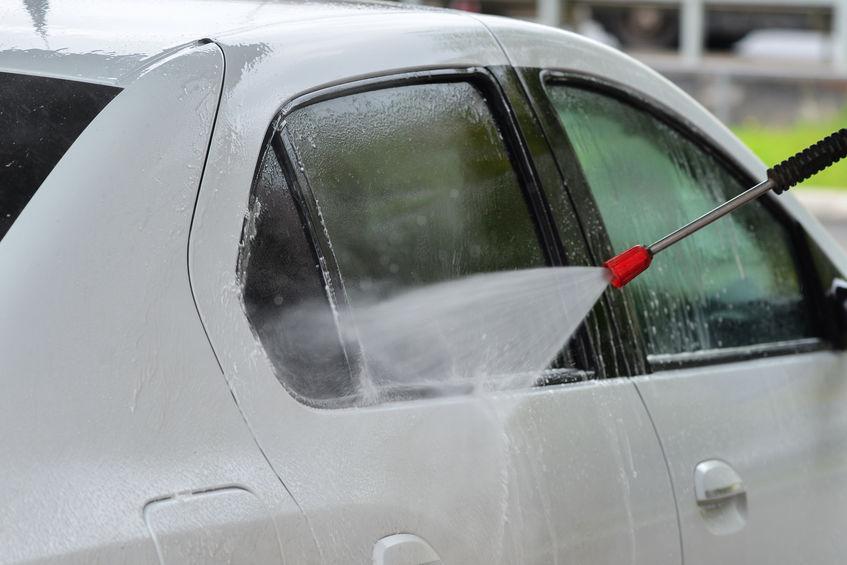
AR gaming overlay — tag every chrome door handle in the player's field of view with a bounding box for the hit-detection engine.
[694,459,746,506]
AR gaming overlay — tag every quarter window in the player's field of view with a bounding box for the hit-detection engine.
[545,84,817,361]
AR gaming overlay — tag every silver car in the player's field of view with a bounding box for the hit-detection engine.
[2,1,846,563]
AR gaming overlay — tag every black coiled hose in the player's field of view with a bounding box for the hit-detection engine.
[768,129,847,194]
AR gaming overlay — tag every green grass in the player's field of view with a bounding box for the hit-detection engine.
[732,110,847,190]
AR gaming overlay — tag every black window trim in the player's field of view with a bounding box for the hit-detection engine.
[238,66,603,408]
[535,69,832,371]
[489,65,632,380]
[647,338,825,370]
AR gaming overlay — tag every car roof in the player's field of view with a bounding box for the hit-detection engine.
[0,0,426,87]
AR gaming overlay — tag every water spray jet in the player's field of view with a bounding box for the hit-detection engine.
[605,129,847,288]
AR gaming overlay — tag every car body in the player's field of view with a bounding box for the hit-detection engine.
[2,1,847,564]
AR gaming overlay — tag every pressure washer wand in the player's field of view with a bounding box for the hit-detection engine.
[648,178,776,255]
[605,129,847,289]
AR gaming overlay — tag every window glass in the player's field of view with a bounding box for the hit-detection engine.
[0,73,119,241]
[286,82,545,300]
[242,81,561,406]
[240,145,352,402]
[546,84,816,358]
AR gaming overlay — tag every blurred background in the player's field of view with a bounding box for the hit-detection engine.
[402,0,847,246]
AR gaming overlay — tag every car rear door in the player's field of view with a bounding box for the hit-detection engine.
[190,11,680,563]
[493,19,847,564]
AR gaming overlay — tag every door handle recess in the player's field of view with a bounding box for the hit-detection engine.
[694,459,746,506]
[374,534,441,565]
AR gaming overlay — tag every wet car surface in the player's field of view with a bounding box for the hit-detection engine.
[2,1,847,563]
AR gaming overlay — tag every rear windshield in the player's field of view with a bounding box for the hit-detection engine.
[0,72,120,241]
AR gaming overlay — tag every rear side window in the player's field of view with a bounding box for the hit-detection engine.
[0,72,119,241]
[286,82,545,300]
[545,84,817,361]
[240,79,555,407]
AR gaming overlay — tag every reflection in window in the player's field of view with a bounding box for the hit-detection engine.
[286,82,545,302]
[546,84,816,358]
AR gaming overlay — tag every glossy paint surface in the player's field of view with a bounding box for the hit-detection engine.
[635,353,847,564]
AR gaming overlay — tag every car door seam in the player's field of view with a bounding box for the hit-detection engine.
[631,377,686,565]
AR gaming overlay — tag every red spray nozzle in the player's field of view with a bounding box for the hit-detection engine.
[604,245,653,288]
